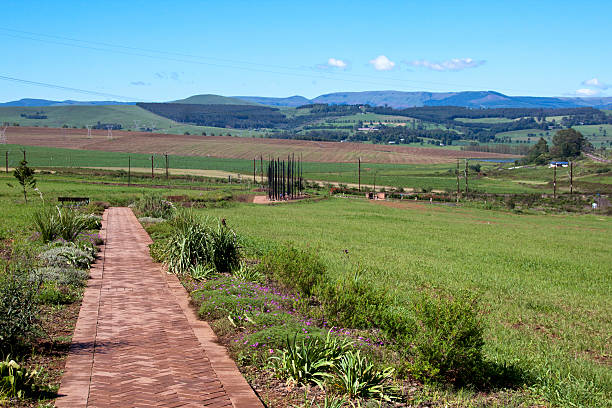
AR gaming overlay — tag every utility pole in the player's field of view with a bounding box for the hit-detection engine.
[553,164,557,199]
[373,171,377,192]
[5,151,8,173]
[151,155,154,179]
[464,159,469,196]
[260,155,264,184]
[358,157,361,191]
[253,158,256,183]
[456,160,460,202]
[165,153,169,181]
[128,156,131,186]
[570,161,573,195]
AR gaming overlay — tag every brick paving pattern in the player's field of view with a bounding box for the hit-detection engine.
[56,207,262,408]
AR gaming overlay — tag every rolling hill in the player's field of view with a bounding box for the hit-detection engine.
[170,94,260,105]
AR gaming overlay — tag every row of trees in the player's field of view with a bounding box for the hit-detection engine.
[524,129,591,164]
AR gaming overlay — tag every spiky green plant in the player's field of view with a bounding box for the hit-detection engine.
[270,334,334,388]
[330,350,398,401]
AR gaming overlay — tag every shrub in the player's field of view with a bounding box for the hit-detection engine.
[330,350,398,401]
[132,194,175,219]
[315,277,387,329]
[36,282,77,305]
[28,266,89,287]
[409,291,485,383]
[0,273,38,346]
[192,277,291,320]
[0,356,42,399]
[258,244,325,296]
[138,216,166,224]
[38,245,94,269]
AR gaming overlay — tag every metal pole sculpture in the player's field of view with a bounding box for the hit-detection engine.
[358,157,361,192]
[128,156,131,186]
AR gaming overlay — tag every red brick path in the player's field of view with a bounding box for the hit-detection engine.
[56,207,262,408]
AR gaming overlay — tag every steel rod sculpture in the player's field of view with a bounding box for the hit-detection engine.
[267,154,303,200]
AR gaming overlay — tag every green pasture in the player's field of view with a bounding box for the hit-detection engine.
[0,105,264,137]
[202,198,612,406]
[2,144,553,194]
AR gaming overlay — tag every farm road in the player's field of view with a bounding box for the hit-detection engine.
[56,207,262,408]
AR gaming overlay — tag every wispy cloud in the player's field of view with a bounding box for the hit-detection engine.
[327,58,347,69]
[581,77,609,90]
[369,55,395,71]
[130,81,150,86]
[409,57,485,72]
[155,71,180,80]
[315,57,349,70]
[574,88,601,97]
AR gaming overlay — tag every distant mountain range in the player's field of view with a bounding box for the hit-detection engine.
[0,98,136,107]
[2,91,611,109]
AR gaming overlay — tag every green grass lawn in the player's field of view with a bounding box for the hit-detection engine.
[202,198,612,406]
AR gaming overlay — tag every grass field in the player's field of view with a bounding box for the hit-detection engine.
[1,167,610,406]
[3,144,565,194]
[199,197,612,406]
[0,105,264,137]
[5,143,611,194]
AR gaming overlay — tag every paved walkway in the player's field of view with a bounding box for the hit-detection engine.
[56,207,262,408]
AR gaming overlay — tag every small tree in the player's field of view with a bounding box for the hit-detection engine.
[13,159,36,203]
[550,128,590,159]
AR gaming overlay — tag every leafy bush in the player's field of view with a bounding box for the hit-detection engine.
[409,291,485,383]
[0,356,42,399]
[132,194,175,219]
[36,282,77,305]
[194,277,288,320]
[161,212,240,274]
[270,334,334,388]
[138,216,166,224]
[330,350,398,401]
[38,245,94,269]
[315,277,387,329]
[0,273,38,346]
[29,266,89,287]
[33,206,92,243]
[258,244,325,296]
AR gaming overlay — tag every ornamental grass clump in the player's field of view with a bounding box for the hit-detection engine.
[160,211,240,274]
[33,206,93,243]
[132,193,175,219]
[330,350,399,401]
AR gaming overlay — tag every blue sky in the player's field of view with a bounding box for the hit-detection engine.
[1,0,611,102]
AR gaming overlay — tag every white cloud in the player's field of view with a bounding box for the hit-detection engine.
[327,58,347,69]
[369,55,395,71]
[410,57,485,72]
[575,88,601,96]
[582,77,609,90]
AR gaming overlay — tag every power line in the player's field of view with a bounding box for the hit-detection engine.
[0,75,137,100]
[0,27,545,94]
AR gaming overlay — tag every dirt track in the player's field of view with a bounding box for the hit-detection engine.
[5,126,516,165]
